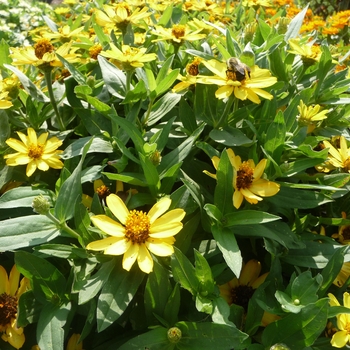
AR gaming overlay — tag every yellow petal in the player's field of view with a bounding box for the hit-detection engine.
[106,194,129,225]
[253,159,267,180]
[86,236,121,251]
[37,159,50,172]
[250,179,280,197]
[324,140,342,163]
[122,244,139,271]
[149,222,183,238]
[90,215,125,237]
[148,197,171,224]
[233,190,244,209]
[241,188,262,203]
[331,331,349,348]
[239,260,261,286]
[26,161,37,177]
[0,265,10,294]
[146,240,174,257]
[104,238,131,256]
[328,293,340,306]
[234,86,248,101]
[215,85,233,99]
[44,136,62,153]
[151,209,185,228]
[137,244,153,273]
[344,292,350,308]
[9,265,20,297]
[4,325,25,350]
[27,128,37,144]
[5,139,28,153]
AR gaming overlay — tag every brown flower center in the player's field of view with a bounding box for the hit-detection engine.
[125,210,150,244]
[341,226,350,241]
[186,59,200,76]
[34,39,54,59]
[28,144,44,159]
[172,25,186,39]
[230,285,255,311]
[96,185,111,202]
[226,69,238,81]
[236,161,254,190]
[0,293,17,329]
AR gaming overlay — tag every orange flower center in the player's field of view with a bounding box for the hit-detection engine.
[89,44,102,60]
[226,70,237,81]
[34,39,54,59]
[230,285,255,311]
[344,158,350,172]
[96,185,111,201]
[125,210,150,244]
[28,144,44,159]
[186,60,200,76]
[172,25,186,39]
[236,161,254,190]
[0,293,17,330]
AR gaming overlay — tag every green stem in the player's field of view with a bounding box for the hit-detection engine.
[46,212,81,241]
[43,68,65,131]
[215,94,236,128]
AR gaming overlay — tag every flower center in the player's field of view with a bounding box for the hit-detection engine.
[186,59,200,76]
[172,25,186,39]
[125,210,151,244]
[344,158,350,172]
[96,185,111,201]
[34,39,55,59]
[0,293,17,329]
[345,322,350,334]
[89,44,102,60]
[226,70,237,81]
[230,285,255,311]
[341,226,350,241]
[28,143,44,159]
[236,161,254,190]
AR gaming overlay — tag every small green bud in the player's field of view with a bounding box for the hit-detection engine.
[32,194,51,215]
[277,17,290,34]
[167,327,182,344]
[149,150,162,166]
[270,343,291,350]
[86,75,96,89]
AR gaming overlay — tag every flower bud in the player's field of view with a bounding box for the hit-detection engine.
[167,327,182,343]
[270,344,291,350]
[32,194,51,215]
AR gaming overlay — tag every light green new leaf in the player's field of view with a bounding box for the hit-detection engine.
[211,223,242,278]
[97,264,144,332]
[139,153,161,197]
[0,186,55,208]
[262,298,328,348]
[37,303,72,350]
[55,137,92,222]
[0,215,59,251]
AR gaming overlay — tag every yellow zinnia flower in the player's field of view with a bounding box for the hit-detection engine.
[204,149,280,209]
[328,292,350,348]
[197,59,277,103]
[0,91,13,109]
[86,194,186,274]
[42,25,86,43]
[4,127,64,177]
[100,43,157,70]
[288,38,322,66]
[151,24,206,44]
[323,136,350,172]
[0,265,30,350]
[297,100,329,134]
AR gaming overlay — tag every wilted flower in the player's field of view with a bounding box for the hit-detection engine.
[86,194,186,273]
[4,127,64,177]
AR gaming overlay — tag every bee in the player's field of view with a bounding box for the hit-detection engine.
[226,57,251,82]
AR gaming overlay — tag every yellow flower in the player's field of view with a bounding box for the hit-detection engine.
[297,100,329,133]
[0,265,30,349]
[333,262,350,288]
[332,212,350,244]
[151,24,206,44]
[95,3,151,30]
[4,127,64,177]
[197,59,277,103]
[10,39,80,69]
[204,149,280,209]
[100,43,157,70]
[288,38,322,66]
[323,136,350,172]
[328,292,350,348]
[172,57,202,93]
[42,25,86,43]
[86,194,186,273]
[0,91,13,109]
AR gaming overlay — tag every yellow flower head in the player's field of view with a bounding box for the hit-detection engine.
[86,194,186,273]
[151,24,206,44]
[297,100,329,134]
[43,25,86,43]
[328,292,350,348]
[0,91,13,109]
[0,265,30,350]
[4,127,64,177]
[332,212,350,245]
[204,149,280,209]
[100,43,157,70]
[288,38,322,66]
[323,136,350,173]
[197,59,277,103]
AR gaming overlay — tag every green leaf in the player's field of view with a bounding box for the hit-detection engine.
[264,110,285,161]
[209,127,254,147]
[211,223,242,278]
[103,172,147,187]
[118,327,173,350]
[145,92,181,126]
[203,203,223,223]
[262,298,328,348]
[194,250,216,296]
[122,79,147,105]
[0,186,55,208]
[4,64,49,102]
[284,4,309,41]
[15,251,66,302]
[175,321,249,349]
[164,283,181,327]
[214,149,233,215]
[0,215,59,251]
[171,247,199,295]
[223,210,281,226]
[97,264,144,332]
[55,137,92,222]
[57,53,86,85]
[33,244,88,259]
[291,271,322,305]
[98,55,127,99]
[37,302,71,350]
[139,153,160,197]
[0,39,11,67]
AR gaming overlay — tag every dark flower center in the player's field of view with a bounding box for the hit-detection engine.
[0,293,17,328]
[172,25,186,39]
[236,162,254,190]
[231,285,255,311]
[34,39,54,59]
